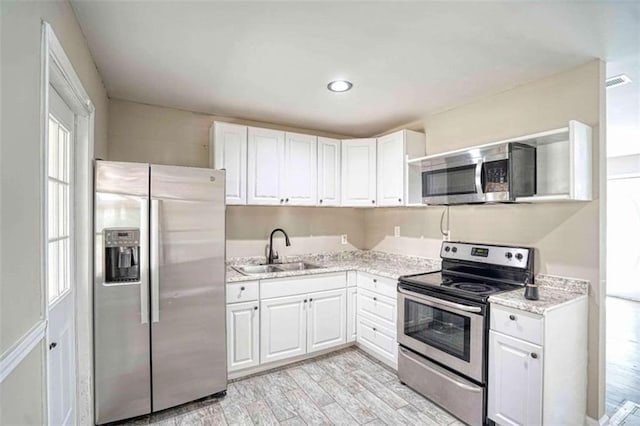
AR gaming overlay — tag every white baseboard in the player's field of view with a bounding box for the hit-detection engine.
[585,414,609,426]
[0,320,47,382]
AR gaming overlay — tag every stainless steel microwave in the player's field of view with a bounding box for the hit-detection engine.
[420,142,536,205]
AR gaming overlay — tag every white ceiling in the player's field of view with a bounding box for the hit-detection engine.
[71,1,640,138]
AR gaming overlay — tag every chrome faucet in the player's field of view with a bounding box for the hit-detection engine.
[267,228,291,264]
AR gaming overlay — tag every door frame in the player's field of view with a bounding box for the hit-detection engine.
[41,22,95,425]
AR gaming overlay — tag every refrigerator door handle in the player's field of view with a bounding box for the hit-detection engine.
[151,198,160,323]
[140,198,149,324]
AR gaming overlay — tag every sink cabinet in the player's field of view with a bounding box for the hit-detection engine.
[226,301,260,372]
[260,294,308,363]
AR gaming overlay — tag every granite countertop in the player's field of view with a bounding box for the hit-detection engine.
[226,250,441,283]
[488,274,589,315]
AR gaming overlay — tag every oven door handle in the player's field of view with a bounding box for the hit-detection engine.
[398,287,482,313]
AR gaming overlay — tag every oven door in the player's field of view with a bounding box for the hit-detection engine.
[397,287,485,382]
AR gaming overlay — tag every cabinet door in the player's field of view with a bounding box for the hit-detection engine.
[260,295,307,363]
[247,127,285,205]
[211,122,247,205]
[226,301,259,372]
[317,137,341,206]
[347,287,357,342]
[341,139,377,207]
[283,132,317,206]
[488,331,543,426]
[307,289,347,353]
[377,132,405,206]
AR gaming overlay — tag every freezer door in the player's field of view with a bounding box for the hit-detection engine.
[94,161,151,424]
[150,165,227,411]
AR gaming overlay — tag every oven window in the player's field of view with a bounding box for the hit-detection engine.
[422,164,477,197]
[404,299,471,361]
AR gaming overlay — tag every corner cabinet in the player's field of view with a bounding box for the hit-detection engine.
[341,138,377,207]
[488,298,588,426]
[376,130,425,207]
[317,137,341,206]
[209,122,247,205]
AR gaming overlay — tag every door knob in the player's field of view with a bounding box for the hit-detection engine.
[49,342,57,350]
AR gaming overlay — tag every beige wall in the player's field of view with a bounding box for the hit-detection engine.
[367,60,605,419]
[1,0,108,423]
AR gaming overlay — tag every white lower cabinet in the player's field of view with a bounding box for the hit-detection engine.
[488,331,542,426]
[488,300,588,426]
[226,301,260,372]
[347,286,357,342]
[260,294,307,364]
[307,289,347,353]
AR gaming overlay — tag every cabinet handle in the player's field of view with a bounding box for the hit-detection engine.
[304,299,308,303]
[372,327,376,331]
[373,297,377,301]
[240,286,245,291]
[373,279,377,283]
[531,353,538,359]
[319,199,323,204]
[49,342,57,350]
[398,198,402,202]
[371,200,375,204]
[254,306,258,311]
[309,298,313,302]
[509,314,516,321]
[285,198,289,203]
[280,199,284,203]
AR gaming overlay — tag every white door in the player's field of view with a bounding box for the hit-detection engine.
[282,132,317,206]
[47,86,76,426]
[247,127,285,205]
[317,137,341,206]
[377,132,405,206]
[347,287,357,342]
[488,331,543,426]
[260,295,307,363]
[341,139,377,207]
[226,301,260,372]
[607,177,640,300]
[212,122,247,205]
[307,289,347,353]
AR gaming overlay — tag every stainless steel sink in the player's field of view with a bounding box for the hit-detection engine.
[274,262,323,271]
[232,265,283,275]
[232,262,324,275]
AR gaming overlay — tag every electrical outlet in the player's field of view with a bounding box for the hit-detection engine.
[341,234,348,245]
[394,226,400,237]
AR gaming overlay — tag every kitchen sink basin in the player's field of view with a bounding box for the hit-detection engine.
[232,265,283,275]
[232,262,324,275]
[273,262,323,271]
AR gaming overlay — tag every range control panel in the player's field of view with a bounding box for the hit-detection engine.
[440,242,531,268]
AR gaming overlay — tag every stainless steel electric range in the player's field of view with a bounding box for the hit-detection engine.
[397,241,533,426]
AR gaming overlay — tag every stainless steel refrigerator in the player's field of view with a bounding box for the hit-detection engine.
[93,161,226,424]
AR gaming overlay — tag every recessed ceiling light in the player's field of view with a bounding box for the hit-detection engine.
[327,80,353,92]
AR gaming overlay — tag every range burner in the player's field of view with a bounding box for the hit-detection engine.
[449,282,495,294]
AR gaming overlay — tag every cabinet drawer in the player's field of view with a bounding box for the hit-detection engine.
[226,281,259,303]
[357,316,397,366]
[357,272,397,299]
[261,272,346,299]
[358,288,396,330]
[490,305,543,345]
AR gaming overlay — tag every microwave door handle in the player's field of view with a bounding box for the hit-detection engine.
[475,160,484,195]
[398,288,482,313]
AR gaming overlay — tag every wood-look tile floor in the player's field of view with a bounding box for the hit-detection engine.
[607,297,640,417]
[120,347,464,425]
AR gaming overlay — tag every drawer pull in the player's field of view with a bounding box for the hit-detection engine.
[372,327,377,331]
[509,314,516,321]
[309,298,313,302]
[373,296,377,301]
[254,306,258,311]
[531,353,538,359]
[373,279,377,283]
[304,299,308,303]
[240,286,245,291]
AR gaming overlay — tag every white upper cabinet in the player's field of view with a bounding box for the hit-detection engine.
[317,137,341,206]
[377,130,426,207]
[282,132,317,206]
[341,138,377,207]
[209,122,247,205]
[247,127,285,205]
